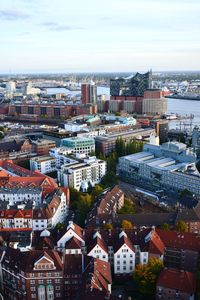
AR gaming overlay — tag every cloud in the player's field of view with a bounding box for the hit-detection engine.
[0,9,30,20]
[39,21,83,31]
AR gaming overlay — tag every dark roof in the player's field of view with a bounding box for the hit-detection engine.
[64,236,82,249]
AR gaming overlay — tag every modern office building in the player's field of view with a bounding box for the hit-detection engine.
[81,82,97,105]
[119,142,200,196]
[61,137,95,155]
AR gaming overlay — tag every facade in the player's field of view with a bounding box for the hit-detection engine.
[30,156,57,174]
[0,139,33,159]
[95,128,155,156]
[1,248,64,300]
[0,245,112,300]
[110,72,152,97]
[58,156,106,191]
[151,119,169,144]
[57,222,200,276]
[192,126,200,154]
[109,72,167,115]
[9,102,97,120]
[119,142,200,196]
[0,160,69,231]
[32,139,56,156]
[81,82,97,105]
[61,137,95,155]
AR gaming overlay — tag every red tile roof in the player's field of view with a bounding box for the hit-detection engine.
[156,228,200,252]
[157,268,196,293]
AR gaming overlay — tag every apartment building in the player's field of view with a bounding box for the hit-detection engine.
[30,156,57,174]
[58,156,106,191]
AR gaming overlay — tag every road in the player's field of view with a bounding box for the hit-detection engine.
[119,180,176,210]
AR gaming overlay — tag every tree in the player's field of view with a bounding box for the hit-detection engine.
[115,137,126,157]
[133,257,164,298]
[121,220,133,229]
[118,198,136,214]
[77,194,92,225]
[175,220,188,232]
[115,112,121,116]
[103,223,113,230]
[160,223,170,230]
[91,184,104,200]
[179,189,192,198]
[101,171,117,188]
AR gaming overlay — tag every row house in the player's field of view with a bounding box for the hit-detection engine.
[86,185,124,227]
[1,247,64,300]
[0,187,42,205]
[57,222,200,275]
[0,188,69,231]
[0,243,112,300]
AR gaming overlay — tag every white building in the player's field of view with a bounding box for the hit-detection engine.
[58,156,106,191]
[30,156,56,174]
[0,187,42,205]
[113,231,135,274]
[87,232,109,262]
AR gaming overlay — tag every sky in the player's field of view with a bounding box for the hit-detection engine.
[0,0,200,73]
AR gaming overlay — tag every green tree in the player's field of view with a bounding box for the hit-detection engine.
[91,184,104,200]
[77,194,92,225]
[121,219,133,229]
[133,257,164,298]
[115,112,121,116]
[175,220,188,232]
[101,171,117,188]
[115,137,126,157]
[160,223,170,230]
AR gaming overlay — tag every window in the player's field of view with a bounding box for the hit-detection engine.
[30,280,35,284]
[55,286,60,290]
[38,280,43,284]
[31,294,36,299]
[55,279,60,283]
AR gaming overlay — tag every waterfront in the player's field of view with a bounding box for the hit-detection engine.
[47,87,200,128]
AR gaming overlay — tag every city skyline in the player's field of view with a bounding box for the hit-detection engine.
[0,0,200,73]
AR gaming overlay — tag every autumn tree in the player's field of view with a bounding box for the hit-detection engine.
[175,220,188,232]
[103,223,113,230]
[121,220,133,229]
[118,198,136,214]
[133,257,164,298]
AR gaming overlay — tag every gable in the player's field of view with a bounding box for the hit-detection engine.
[34,255,55,270]
[57,228,84,246]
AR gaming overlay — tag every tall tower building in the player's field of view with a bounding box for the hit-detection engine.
[81,82,97,105]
